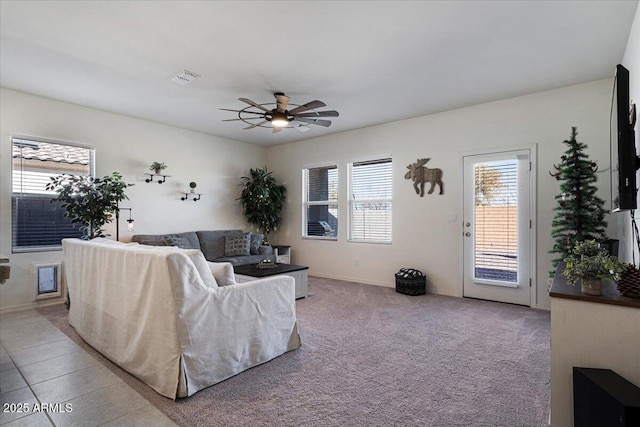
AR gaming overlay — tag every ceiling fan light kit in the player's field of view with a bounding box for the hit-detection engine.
[269,111,290,128]
[221,92,339,133]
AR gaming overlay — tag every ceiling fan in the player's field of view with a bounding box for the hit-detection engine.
[221,92,339,133]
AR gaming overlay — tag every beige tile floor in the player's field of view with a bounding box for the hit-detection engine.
[0,309,176,426]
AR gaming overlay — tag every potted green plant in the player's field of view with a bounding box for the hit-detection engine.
[46,172,133,239]
[149,161,167,175]
[238,167,286,245]
[563,240,625,296]
[189,181,197,193]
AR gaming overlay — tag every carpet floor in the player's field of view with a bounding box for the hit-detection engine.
[38,277,551,427]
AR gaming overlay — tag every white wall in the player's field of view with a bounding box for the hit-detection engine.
[268,80,615,310]
[620,5,640,264]
[0,88,266,312]
[0,78,619,312]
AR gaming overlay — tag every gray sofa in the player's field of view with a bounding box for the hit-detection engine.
[131,230,275,266]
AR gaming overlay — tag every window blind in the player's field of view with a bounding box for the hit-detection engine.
[473,160,518,282]
[12,137,94,252]
[303,166,338,238]
[349,158,392,243]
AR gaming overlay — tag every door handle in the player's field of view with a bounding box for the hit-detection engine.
[465,232,471,237]
[465,222,471,227]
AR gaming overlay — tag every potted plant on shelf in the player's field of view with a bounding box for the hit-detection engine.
[149,161,167,175]
[562,240,625,296]
[238,167,286,245]
[46,172,133,240]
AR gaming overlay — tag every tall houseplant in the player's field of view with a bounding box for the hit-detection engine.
[46,172,133,239]
[238,167,286,244]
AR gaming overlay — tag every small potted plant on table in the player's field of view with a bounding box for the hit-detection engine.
[563,240,625,296]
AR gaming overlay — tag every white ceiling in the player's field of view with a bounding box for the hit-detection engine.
[1,1,637,147]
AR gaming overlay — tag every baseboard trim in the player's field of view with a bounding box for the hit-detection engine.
[308,272,460,298]
[0,302,39,315]
[309,272,392,288]
[0,299,66,315]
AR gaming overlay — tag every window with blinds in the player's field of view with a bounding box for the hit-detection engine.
[473,160,517,282]
[302,165,338,238]
[12,137,94,252]
[349,158,392,243]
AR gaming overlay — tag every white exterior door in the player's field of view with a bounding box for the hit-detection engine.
[462,150,532,306]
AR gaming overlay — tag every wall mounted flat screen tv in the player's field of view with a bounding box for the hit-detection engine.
[610,64,637,212]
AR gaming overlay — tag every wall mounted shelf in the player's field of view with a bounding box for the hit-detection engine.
[181,191,202,202]
[145,173,170,184]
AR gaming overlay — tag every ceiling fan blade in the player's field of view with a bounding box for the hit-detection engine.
[272,126,283,134]
[275,93,290,113]
[239,98,271,113]
[288,100,326,115]
[295,117,332,127]
[219,108,265,115]
[244,120,268,130]
[294,110,339,118]
[222,117,264,122]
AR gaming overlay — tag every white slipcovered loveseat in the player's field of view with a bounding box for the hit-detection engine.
[62,238,301,399]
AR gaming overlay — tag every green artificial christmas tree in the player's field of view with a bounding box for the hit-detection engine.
[549,127,608,276]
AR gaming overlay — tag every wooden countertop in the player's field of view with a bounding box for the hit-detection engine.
[550,261,640,309]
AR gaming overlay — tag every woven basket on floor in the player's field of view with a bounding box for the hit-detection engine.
[395,277,426,296]
[395,268,426,296]
[617,264,640,299]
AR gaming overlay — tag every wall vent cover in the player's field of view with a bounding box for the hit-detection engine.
[170,70,200,85]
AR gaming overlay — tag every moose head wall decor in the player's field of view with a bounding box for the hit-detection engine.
[405,158,444,197]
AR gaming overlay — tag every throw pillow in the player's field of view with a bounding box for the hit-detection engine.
[187,251,218,289]
[249,233,264,255]
[259,245,273,255]
[224,232,251,257]
[208,262,236,287]
[164,236,193,249]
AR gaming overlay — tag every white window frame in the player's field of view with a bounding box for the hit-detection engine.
[302,164,338,240]
[348,157,393,244]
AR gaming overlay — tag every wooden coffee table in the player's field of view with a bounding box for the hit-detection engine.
[233,263,308,299]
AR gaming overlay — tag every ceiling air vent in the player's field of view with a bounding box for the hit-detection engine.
[169,70,200,85]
